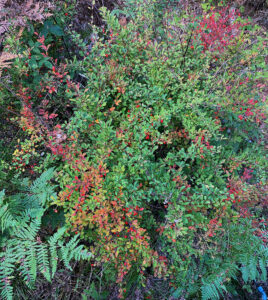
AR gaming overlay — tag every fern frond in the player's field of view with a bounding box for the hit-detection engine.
[29,168,54,194]
[28,244,37,282]
[48,226,66,245]
[16,245,35,288]
[0,191,18,234]
[36,243,51,282]
[259,257,267,281]
[58,233,92,269]
[0,204,16,234]
[241,265,249,283]
[58,240,74,270]
[201,277,225,300]
[15,219,41,241]
[49,244,58,278]
[0,250,15,300]
[0,170,92,299]
[72,246,92,261]
[48,226,66,277]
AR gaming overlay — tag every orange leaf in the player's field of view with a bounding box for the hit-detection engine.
[115,99,121,106]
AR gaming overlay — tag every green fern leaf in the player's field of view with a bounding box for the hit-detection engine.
[36,243,51,282]
[48,227,66,277]
[0,251,15,300]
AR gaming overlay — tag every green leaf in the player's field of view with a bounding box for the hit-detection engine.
[44,61,53,69]
[38,59,47,67]
[49,25,64,36]
[29,59,38,69]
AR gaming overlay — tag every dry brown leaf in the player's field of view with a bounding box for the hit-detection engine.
[0,50,19,76]
[0,22,10,35]
[25,0,33,10]
[0,0,6,11]
[16,27,24,40]
[0,0,54,36]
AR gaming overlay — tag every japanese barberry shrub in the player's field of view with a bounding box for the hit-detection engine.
[0,1,267,299]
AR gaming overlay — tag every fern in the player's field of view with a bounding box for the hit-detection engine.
[28,244,37,283]
[259,256,267,281]
[201,276,226,300]
[0,170,92,299]
[197,221,268,300]
[36,243,51,282]
[0,190,16,234]
[29,168,55,196]
[59,234,80,270]
[0,250,15,300]
[48,226,66,277]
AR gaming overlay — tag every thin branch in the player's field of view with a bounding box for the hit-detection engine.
[0,79,51,132]
[0,104,20,116]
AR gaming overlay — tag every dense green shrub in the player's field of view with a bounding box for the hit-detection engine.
[0,0,267,298]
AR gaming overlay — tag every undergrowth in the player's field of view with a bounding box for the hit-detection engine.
[0,0,267,299]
